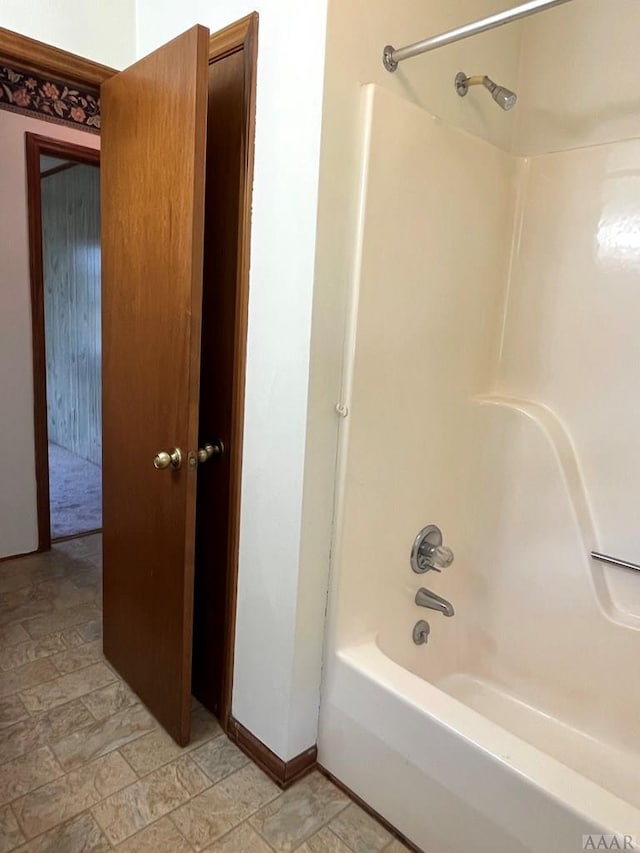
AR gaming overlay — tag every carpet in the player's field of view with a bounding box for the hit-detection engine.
[48,442,102,539]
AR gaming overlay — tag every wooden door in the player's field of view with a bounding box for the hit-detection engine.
[101,25,209,746]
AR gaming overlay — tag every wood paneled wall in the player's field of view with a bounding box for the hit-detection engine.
[42,163,101,465]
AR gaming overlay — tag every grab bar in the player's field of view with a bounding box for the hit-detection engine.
[591,552,640,574]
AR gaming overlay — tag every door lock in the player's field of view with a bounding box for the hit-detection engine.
[153,448,182,470]
[197,440,224,463]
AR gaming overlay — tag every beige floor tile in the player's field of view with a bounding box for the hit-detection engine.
[0,567,32,597]
[0,700,94,764]
[32,578,96,611]
[188,736,247,785]
[76,619,102,643]
[71,565,96,589]
[56,536,101,562]
[58,556,102,581]
[114,816,193,852]
[92,754,210,845]
[22,603,102,641]
[204,822,273,852]
[170,764,280,851]
[249,772,349,852]
[50,640,103,675]
[88,546,102,563]
[0,633,68,672]
[0,595,52,629]
[0,624,29,648]
[0,659,58,700]
[298,827,352,853]
[0,571,28,598]
[81,680,138,721]
[19,662,116,713]
[67,564,102,586]
[119,708,222,777]
[0,696,29,732]
[0,746,63,806]
[51,704,156,771]
[13,751,136,839]
[0,804,25,853]
[54,550,98,572]
[0,556,66,596]
[191,706,224,744]
[0,587,33,612]
[13,811,111,852]
[328,803,392,852]
[385,841,413,852]
[119,728,186,777]
[58,628,86,648]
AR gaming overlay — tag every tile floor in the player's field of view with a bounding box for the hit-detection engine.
[0,536,411,853]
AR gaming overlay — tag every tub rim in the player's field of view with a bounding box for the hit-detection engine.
[333,636,640,836]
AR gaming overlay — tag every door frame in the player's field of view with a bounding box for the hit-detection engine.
[7,15,258,733]
[0,26,115,87]
[206,12,258,730]
[25,133,101,551]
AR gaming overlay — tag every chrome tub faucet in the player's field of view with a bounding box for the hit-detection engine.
[415,587,455,617]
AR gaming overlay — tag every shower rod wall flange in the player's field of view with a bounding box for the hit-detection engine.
[383,0,576,72]
[383,45,399,73]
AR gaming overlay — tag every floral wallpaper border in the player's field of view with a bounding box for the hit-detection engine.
[0,64,100,132]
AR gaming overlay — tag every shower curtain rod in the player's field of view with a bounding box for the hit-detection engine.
[383,0,576,72]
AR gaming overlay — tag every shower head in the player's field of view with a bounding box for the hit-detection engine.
[483,77,518,111]
[455,72,517,111]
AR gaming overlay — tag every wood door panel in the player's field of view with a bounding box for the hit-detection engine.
[192,49,245,716]
[101,25,209,745]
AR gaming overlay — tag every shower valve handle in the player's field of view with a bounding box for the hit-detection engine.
[418,545,454,572]
[411,525,454,574]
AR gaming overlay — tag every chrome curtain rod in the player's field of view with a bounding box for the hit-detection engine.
[591,552,640,575]
[383,0,576,72]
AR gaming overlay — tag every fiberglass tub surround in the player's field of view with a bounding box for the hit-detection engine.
[319,3,640,851]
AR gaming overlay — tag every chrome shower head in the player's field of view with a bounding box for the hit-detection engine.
[455,72,518,111]
[483,77,518,111]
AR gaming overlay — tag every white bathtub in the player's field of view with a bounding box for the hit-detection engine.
[319,638,640,853]
[319,400,640,852]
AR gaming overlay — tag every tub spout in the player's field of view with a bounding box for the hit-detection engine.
[415,588,455,617]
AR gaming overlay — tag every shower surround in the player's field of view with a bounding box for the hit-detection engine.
[318,3,640,850]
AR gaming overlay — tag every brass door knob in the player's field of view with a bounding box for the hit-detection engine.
[197,441,224,463]
[153,448,182,470]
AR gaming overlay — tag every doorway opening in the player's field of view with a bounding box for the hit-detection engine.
[26,134,101,548]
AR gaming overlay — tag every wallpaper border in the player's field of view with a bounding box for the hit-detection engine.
[0,64,100,132]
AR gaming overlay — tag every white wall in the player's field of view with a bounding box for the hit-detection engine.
[135,0,329,760]
[0,111,99,559]
[0,0,136,69]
